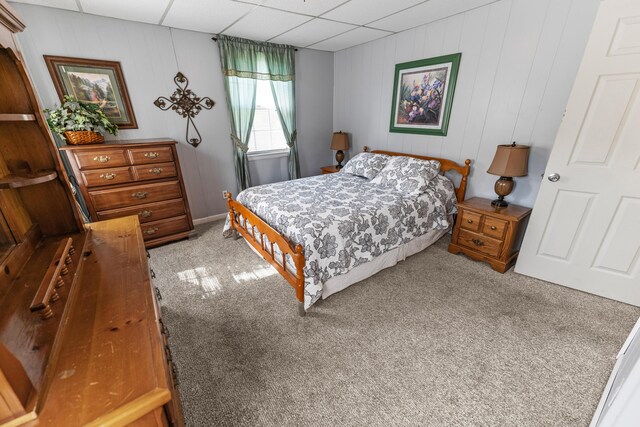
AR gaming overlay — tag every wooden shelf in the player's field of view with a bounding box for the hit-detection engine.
[0,113,36,121]
[0,170,58,189]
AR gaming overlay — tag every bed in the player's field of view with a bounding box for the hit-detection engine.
[223,147,471,316]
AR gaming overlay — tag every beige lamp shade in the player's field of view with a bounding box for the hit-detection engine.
[487,143,530,177]
[330,131,349,150]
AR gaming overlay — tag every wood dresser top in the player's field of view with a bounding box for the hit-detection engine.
[59,138,176,150]
[24,216,170,426]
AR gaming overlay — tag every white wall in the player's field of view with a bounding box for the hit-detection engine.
[333,0,600,208]
[11,3,334,220]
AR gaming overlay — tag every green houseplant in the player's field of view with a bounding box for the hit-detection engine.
[44,95,118,145]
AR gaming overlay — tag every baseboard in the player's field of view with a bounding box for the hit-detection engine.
[193,213,227,225]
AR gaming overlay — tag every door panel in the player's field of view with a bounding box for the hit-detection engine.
[515,0,640,306]
[592,197,640,276]
[537,190,595,261]
[570,75,638,165]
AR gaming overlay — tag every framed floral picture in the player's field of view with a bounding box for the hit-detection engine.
[44,55,138,129]
[389,53,461,136]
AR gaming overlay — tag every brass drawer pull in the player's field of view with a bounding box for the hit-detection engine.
[132,191,148,199]
[99,172,117,180]
[93,155,111,163]
[472,239,484,247]
[490,225,497,230]
[139,210,153,218]
[144,152,160,159]
[144,227,159,235]
[149,167,163,174]
[466,219,473,224]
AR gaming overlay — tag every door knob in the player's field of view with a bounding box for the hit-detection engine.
[547,173,560,182]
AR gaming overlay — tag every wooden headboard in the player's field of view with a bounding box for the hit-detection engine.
[363,146,472,202]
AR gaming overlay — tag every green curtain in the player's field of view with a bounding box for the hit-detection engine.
[217,35,258,192]
[264,47,300,180]
[217,35,299,190]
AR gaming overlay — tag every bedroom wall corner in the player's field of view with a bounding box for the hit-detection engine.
[296,48,335,177]
[332,0,601,208]
[10,2,335,221]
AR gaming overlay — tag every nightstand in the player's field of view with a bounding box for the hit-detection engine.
[448,197,532,273]
[320,165,340,174]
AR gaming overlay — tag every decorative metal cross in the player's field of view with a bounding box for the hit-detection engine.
[154,72,214,147]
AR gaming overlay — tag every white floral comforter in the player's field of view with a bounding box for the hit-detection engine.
[223,172,457,309]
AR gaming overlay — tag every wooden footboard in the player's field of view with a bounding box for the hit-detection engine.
[224,192,306,315]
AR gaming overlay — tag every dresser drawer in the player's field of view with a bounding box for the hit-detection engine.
[129,147,174,165]
[133,162,177,181]
[141,215,190,241]
[457,229,503,258]
[81,166,134,187]
[460,210,482,232]
[89,181,183,211]
[95,198,186,224]
[482,217,508,240]
[73,149,129,170]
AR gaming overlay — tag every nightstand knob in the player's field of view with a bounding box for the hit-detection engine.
[472,239,484,246]
[466,219,473,224]
[490,225,497,230]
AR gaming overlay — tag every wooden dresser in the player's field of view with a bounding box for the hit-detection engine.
[0,2,184,425]
[448,197,531,273]
[60,140,194,248]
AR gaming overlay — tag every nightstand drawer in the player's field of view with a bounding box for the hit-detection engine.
[458,229,503,257]
[460,210,482,232]
[482,217,508,240]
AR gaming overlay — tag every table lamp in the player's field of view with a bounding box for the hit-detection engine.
[330,131,349,169]
[487,142,529,207]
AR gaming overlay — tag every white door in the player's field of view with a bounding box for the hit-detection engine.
[515,0,640,306]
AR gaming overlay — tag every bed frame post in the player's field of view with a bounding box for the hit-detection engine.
[457,159,471,202]
[224,191,240,239]
[294,244,305,317]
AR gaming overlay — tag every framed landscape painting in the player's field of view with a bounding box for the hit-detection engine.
[44,56,138,129]
[389,53,461,136]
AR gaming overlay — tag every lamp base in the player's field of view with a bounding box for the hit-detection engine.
[492,176,514,208]
[491,197,509,208]
[335,150,345,169]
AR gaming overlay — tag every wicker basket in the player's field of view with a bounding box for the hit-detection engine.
[64,131,105,145]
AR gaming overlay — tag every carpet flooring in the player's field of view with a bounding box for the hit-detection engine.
[149,220,639,427]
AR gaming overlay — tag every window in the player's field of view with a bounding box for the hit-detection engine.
[248,80,288,154]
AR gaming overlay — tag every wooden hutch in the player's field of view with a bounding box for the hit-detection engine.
[0,1,184,425]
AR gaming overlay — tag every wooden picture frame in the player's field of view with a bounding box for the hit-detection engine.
[44,55,138,129]
[389,53,461,136]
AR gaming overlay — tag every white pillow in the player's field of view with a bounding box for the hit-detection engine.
[341,152,390,179]
[370,156,441,196]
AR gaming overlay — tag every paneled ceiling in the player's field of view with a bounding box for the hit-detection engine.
[10,0,498,51]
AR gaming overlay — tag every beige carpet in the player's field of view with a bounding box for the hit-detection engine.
[149,220,639,427]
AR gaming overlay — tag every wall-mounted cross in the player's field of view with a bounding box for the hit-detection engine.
[154,72,214,148]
